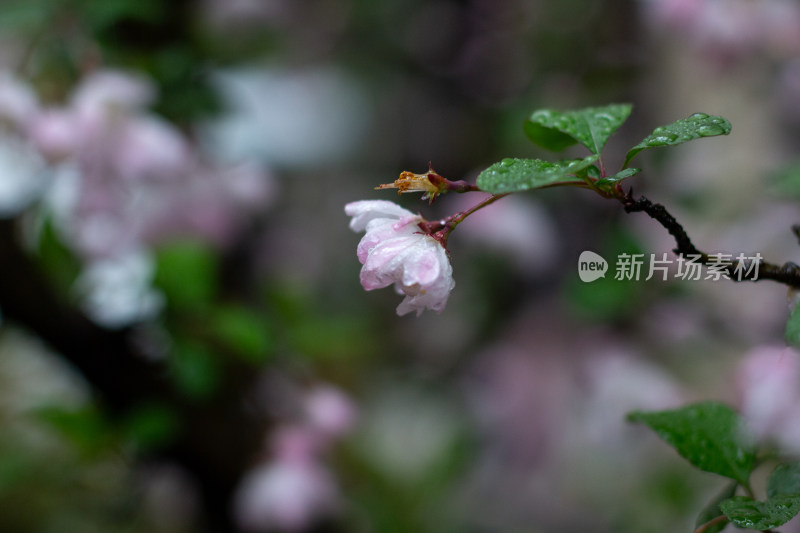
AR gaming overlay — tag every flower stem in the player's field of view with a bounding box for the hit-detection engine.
[418,193,510,247]
[448,193,509,231]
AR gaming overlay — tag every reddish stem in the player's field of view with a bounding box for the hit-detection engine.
[417,193,510,247]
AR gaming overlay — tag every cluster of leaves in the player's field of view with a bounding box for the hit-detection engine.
[629,403,800,532]
[476,103,731,196]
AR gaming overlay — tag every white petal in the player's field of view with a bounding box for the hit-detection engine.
[345,200,416,231]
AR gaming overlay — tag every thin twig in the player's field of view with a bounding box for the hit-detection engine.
[621,193,800,289]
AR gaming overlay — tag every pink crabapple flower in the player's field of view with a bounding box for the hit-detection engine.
[345,200,455,316]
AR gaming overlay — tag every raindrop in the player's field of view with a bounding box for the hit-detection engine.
[648,136,672,146]
[595,114,613,128]
[697,125,724,136]
[690,112,709,120]
[501,158,515,167]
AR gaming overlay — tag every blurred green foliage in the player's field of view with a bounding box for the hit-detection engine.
[566,224,649,322]
[154,241,218,312]
[1,0,220,122]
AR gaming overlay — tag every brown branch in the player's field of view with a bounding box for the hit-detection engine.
[621,194,800,289]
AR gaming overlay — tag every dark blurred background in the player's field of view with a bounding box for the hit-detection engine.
[1,0,800,532]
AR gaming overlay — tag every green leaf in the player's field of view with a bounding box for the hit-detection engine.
[717,464,800,531]
[786,300,800,348]
[624,112,731,167]
[476,155,598,194]
[695,481,737,533]
[768,461,800,499]
[121,403,179,452]
[35,218,81,292]
[34,405,110,454]
[211,306,273,364]
[595,168,641,191]
[585,165,602,181]
[627,402,756,485]
[169,340,220,400]
[721,495,800,530]
[524,103,632,154]
[154,241,218,311]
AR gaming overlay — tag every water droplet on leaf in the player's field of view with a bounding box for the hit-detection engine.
[649,136,672,146]
[697,125,724,136]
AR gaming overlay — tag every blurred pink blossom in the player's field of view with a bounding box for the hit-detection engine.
[135,162,274,247]
[233,458,340,533]
[20,69,275,259]
[28,109,81,161]
[235,384,356,532]
[71,69,155,127]
[0,71,38,130]
[345,199,455,316]
[0,68,276,326]
[303,385,358,442]
[646,0,703,27]
[451,192,559,274]
[201,0,288,28]
[271,426,324,461]
[110,115,190,181]
[642,0,800,61]
[736,345,800,453]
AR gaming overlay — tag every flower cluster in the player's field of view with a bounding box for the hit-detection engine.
[0,69,273,327]
[345,200,455,316]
